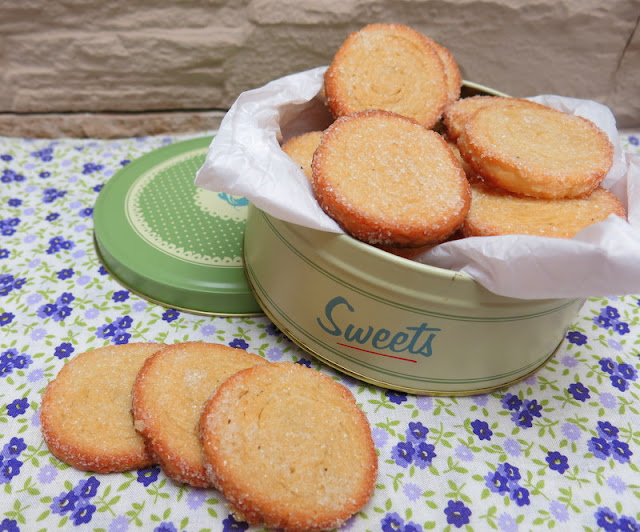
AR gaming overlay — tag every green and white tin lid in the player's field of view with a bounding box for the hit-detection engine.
[93,136,261,316]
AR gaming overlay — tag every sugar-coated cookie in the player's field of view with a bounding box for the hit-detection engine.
[312,109,470,247]
[200,362,377,531]
[457,104,614,199]
[282,131,324,181]
[324,23,448,128]
[463,182,626,238]
[442,96,548,141]
[131,342,268,487]
[423,36,462,104]
[40,343,164,473]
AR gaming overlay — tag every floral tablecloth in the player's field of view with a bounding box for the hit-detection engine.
[0,130,639,532]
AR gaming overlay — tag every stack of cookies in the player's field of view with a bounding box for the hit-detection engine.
[282,23,626,254]
[40,342,378,531]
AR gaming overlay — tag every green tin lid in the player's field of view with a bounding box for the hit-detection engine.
[93,136,261,316]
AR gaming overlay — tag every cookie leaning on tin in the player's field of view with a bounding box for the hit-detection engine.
[324,23,451,129]
[311,109,470,247]
[40,343,164,473]
[200,362,378,532]
[131,341,268,487]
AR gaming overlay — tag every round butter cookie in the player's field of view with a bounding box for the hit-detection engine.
[324,23,448,128]
[424,36,462,104]
[463,182,626,238]
[442,95,550,141]
[200,362,377,531]
[282,131,324,181]
[132,342,268,487]
[312,109,471,247]
[40,343,164,473]
[458,104,614,199]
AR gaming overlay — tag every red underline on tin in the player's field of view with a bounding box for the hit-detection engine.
[337,343,417,363]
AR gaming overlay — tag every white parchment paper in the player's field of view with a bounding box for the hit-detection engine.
[195,66,640,299]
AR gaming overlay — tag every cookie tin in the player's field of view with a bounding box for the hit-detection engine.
[94,136,261,316]
[244,207,584,396]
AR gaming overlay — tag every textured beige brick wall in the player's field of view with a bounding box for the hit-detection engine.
[1,0,638,137]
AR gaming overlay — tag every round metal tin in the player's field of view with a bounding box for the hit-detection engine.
[94,136,261,316]
[243,207,585,395]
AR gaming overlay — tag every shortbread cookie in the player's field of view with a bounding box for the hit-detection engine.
[463,182,626,238]
[324,23,448,128]
[282,131,324,181]
[200,362,377,531]
[443,96,549,141]
[131,342,268,487]
[312,109,471,246]
[458,104,614,199]
[40,343,163,473]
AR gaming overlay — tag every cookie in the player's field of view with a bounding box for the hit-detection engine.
[282,131,324,181]
[200,362,377,531]
[131,341,268,487]
[40,343,164,473]
[457,103,614,199]
[423,36,462,104]
[442,95,549,141]
[311,109,471,247]
[324,23,448,128]
[463,182,626,238]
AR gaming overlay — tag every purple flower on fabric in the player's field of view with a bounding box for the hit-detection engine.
[562,422,581,441]
[0,312,14,327]
[371,428,389,449]
[502,393,522,411]
[229,338,249,350]
[497,513,518,532]
[37,303,58,319]
[510,485,530,506]
[545,451,569,473]
[607,475,627,494]
[74,477,100,499]
[597,421,619,440]
[568,382,590,401]
[588,437,611,459]
[391,441,415,468]
[54,342,74,359]
[56,268,74,280]
[222,514,249,532]
[595,507,619,532]
[617,363,638,381]
[386,390,407,405]
[154,523,177,532]
[186,489,208,510]
[295,358,311,368]
[6,398,29,418]
[37,464,58,484]
[71,502,97,525]
[381,512,404,532]
[109,515,129,532]
[162,309,180,322]
[112,290,130,302]
[52,305,73,322]
[618,516,640,532]
[497,462,521,482]
[522,399,542,418]
[611,440,633,464]
[79,207,93,218]
[614,321,630,335]
[403,522,422,532]
[82,162,104,174]
[0,457,22,482]
[112,331,131,345]
[550,500,570,522]
[511,409,533,428]
[113,316,133,329]
[0,518,19,532]
[406,421,429,443]
[414,441,437,469]
[51,490,79,515]
[455,444,474,462]
[593,314,611,328]
[610,374,630,392]
[403,482,422,501]
[599,358,617,375]
[471,419,493,440]
[4,437,27,456]
[485,471,510,494]
[136,466,160,486]
[503,438,521,456]
[444,500,472,528]
[566,331,587,345]
[561,354,578,367]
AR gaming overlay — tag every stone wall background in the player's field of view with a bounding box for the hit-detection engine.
[1,0,638,137]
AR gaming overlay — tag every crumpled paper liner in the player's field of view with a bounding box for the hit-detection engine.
[195,66,640,300]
